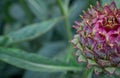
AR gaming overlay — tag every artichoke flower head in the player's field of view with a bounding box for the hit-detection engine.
[71,0,120,75]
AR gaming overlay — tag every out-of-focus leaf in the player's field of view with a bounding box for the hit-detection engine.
[0,61,6,77]
[38,42,66,57]
[54,46,84,68]
[0,36,10,46]
[0,21,4,35]
[102,0,120,8]
[9,3,26,21]
[54,47,70,62]
[26,0,48,20]
[69,0,89,24]
[23,71,64,78]
[2,65,23,78]
[89,0,96,6]
[19,0,34,22]
[0,17,61,45]
[0,47,85,72]
[23,42,66,78]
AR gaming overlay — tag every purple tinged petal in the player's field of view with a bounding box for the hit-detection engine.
[83,25,92,34]
[83,50,94,59]
[88,8,97,17]
[96,1,102,8]
[117,18,120,23]
[110,56,120,64]
[86,37,97,49]
[105,45,116,55]
[104,5,112,14]
[92,18,98,24]
[75,21,80,25]
[94,48,106,59]
[73,25,79,29]
[99,15,105,19]
[110,0,117,10]
[71,0,120,70]
[93,23,100,33]
[107,31,119,44]
[94,32,106,42]
[97,59,111,66]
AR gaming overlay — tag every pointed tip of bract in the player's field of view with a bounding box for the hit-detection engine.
[96,0,99,5]
[110,0,117,9]
[74,21,80,26]
[90,4,93,9]
[69,40,73,43]
[82,10,86,14]
[73,25,79,29]
[96,1,101,8]
[79,15,84,19]
[111,0,116,6]
[82,10,87,17]
[105,3,109,6]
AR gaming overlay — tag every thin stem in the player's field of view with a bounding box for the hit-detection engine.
[65,0,70,9]
[57,0,72,41]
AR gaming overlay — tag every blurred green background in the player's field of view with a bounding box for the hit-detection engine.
[0,0,119,78]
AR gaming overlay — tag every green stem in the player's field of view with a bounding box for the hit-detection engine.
[57,0,72,41]
[65,0,70,7]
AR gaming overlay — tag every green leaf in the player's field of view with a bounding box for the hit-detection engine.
[26,0,48,20]
[54,46,77,65]
[38,42,66,58]
[0,17,61,45]
[0,36,10,46]
[23,42,66,78]
[0,47,85,72]
[102,0,120,8]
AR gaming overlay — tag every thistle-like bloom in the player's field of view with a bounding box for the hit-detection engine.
[71,1,120,74]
